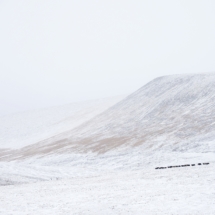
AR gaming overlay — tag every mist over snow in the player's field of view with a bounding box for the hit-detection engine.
[0,96,125,149]
[1,0,215,116]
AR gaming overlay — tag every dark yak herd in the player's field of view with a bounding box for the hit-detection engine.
[155,162,210,169]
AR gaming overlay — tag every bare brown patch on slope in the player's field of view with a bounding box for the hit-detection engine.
[0,135,133,161]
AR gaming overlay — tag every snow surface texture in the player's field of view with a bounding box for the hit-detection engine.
[0,74,215,214]
[0,164,214,215]
[0,151,214,214]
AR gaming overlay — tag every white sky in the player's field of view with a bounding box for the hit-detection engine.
[1,0,215,116]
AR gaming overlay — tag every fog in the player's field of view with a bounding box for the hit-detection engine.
[1,0,215,116]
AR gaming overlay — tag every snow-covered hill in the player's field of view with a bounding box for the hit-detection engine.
[1,73,215,178]
[12,73,215,158]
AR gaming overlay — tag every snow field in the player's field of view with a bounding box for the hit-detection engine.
[0,163,214,215]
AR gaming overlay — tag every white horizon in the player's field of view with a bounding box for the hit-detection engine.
[1,0,215,116]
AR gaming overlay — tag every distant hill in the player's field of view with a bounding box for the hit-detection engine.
[1,74,215,160]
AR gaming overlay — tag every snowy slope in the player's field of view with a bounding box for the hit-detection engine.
[0,96,125,149]
[12,73,215,157]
